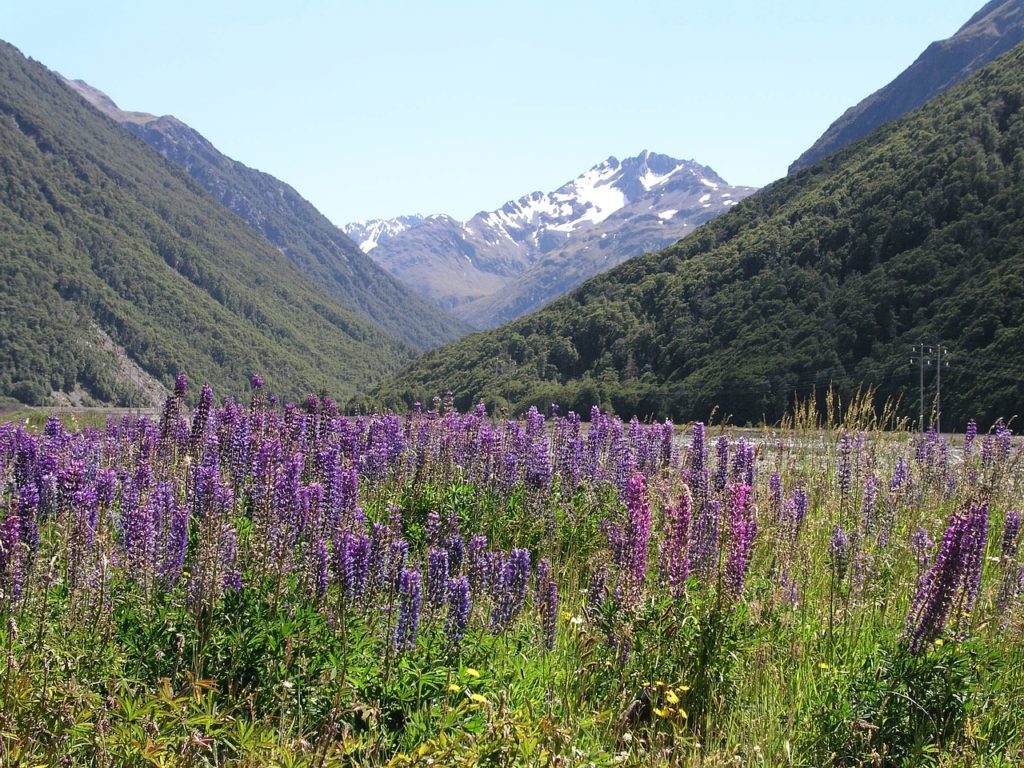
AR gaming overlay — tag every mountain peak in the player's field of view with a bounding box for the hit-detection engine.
[346,150,756,326]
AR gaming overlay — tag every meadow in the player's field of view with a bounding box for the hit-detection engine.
[0,376,1022,766]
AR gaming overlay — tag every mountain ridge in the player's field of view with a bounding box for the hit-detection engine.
[790,0,1024,172]
[345,150,755,327]
[61,77,472,350]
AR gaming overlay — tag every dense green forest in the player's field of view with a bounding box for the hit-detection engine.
[118,111,471,350]
[0,41,413,406]
[374,42,1024,429]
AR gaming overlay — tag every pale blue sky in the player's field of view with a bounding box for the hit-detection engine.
[7,0,986,223]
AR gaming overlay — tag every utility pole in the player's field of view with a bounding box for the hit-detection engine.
[935,345,949,434]
[910,342,932,432]
[910,343,950,432]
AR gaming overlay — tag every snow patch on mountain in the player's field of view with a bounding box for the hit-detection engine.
[343,215,424,252]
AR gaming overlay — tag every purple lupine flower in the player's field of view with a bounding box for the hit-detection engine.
[617,636,632,667]
[622,473,652,604]
[729,437,746,484]
[160,373,188,446]
[445,575,472,652]
[1001,510,1021,560]
[687,423,707,496]
[424,511,441,546]
[860,475,879,528]
[829,526,850,583]
[539,578,558,651]
[610,420,632,496]
[768,472,782,520]
[222,521,241,592]
[995,419,1013,463]
[500,423,524,489]
[584,406,604,482]
[228,415,250,486]
[714,436,730,493]
[349,534,371,600]
[121,463,156,582]
[837,432,853,495]
[664,486,692,597]
[466,535,489,591]
[890,457,910,494]
[383,414,405,470]
[446,532,465,575]
[633,421,655,478]
[586,564,608,617]
[604,521,627,570]
[333,532,371,602]
[15,483,40,559]
[660,419,674,467]
[0,512,24,603]
[526,427,553,492]
[691,499,721,581]
[724,484,756,599]
[387,539,409,592]
[336,467,359,528]
[158,483,189,587]
[483,549,506,593]
[556,411,584,490]
[43,415,63,440]
[67,486,99,590]
[906,502,989,652]
[490,548,530,630]
[964,420,977,457]
[427,547,450,608]
[395,568,422,651]
[741,442,756,487]
[981,435,995,468]
[364,524,386,593]
[791,488,808,528]
[911,527,934,572]
[535,557,551,598]
[189,383,214,457]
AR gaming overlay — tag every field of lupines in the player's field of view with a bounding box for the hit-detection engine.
[1,376,1023,766]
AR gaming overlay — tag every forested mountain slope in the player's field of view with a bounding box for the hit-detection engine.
[0,41,411,406]
[373,43,1024,428]
[63,77,471,350]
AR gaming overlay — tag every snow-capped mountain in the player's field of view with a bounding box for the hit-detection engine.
[344,151,757,327]
[345,215,425,253]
